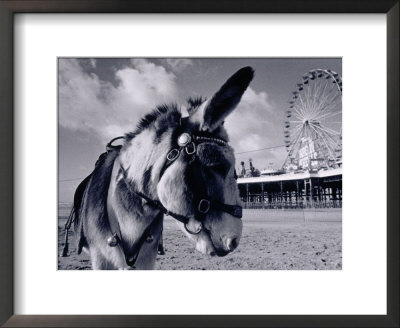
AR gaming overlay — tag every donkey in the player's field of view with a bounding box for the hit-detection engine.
[66,66,254,269]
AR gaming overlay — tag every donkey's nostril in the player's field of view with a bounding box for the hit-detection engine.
[226,237,238,251]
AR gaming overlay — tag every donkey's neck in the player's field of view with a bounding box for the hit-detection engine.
[106,129,173,269]
[119,128,173,198]
[107,156,163,269]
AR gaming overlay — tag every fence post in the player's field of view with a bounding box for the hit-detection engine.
[261,183,264,209]
[246,183,249,208]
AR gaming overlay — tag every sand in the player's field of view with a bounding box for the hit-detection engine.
[58,207,341,270]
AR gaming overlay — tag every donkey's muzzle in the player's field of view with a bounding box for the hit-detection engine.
[225,237,239,252]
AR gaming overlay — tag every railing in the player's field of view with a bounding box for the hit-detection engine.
[241,199,342,209]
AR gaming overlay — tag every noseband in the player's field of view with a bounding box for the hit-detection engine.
[119,130,242,235]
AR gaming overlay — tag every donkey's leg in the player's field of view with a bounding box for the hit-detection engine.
[90,248,121,270]
[134,217,164,269]
[101,245,128,270]
[90,248,109,270]
[157,230,165,255]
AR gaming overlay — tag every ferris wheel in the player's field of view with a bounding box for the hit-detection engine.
[282,69,342,171]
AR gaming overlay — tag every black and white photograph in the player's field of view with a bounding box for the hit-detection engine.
[58,58,342,270]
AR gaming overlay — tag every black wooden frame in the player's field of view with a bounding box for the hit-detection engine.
[0,1,398,327]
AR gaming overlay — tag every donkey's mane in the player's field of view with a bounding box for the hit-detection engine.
[186,96,204,111]
[125,97,205,141]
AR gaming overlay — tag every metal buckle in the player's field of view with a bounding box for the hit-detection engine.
[145,234,154,243]
[184,222,202,235]
[107,233,119,247]
[166,148,180,161]
[177,133,192,147]
[198,199,211,214]
[185,142,196,155]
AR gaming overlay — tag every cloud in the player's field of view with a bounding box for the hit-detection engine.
[225,87,275,152]
[58,60,286,169]
[224,87,285,169]
[89,58,96,68]
[165,58,193,73]
[59,59,178,142]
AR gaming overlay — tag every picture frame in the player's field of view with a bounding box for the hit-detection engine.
[0,0,398,327]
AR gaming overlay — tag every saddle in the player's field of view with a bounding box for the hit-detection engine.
[62,136,165,260]
[61,137,123,257]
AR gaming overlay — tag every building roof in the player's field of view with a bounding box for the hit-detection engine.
[237,167,342,184]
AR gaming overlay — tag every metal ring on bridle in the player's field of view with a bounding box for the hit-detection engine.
[198,199,211,214]
[185,142,196,155]
[184,222,203,235]
[166,148,180,161]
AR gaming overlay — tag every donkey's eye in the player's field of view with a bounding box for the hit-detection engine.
[210,163,230,177]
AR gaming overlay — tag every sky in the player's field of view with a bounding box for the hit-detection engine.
[58,58,341,202]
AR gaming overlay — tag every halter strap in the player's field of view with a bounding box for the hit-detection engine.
[122,173,242,235]
[106,136,124,151]
[105,158,163,268]
[133,189,190,225]
[107,194,161,267]
[134,188,242,223]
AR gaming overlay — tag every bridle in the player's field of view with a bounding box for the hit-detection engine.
[118,130,243,235]
[106,118,243,267]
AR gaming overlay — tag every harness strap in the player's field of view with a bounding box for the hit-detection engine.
[106,136,124,151]
[210,202,243,218]
[134,191,190,225]
[108,201,161,268]
[119,164,190,225]
[126,174,242,221]
[108,161,163,268]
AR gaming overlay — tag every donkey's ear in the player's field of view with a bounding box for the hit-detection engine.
[192,66,254,132]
